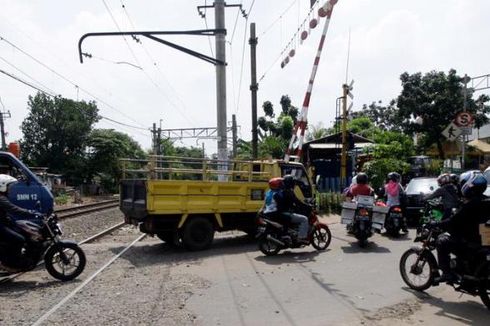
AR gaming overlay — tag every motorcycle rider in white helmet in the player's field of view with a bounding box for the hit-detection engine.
[0,174,38,271]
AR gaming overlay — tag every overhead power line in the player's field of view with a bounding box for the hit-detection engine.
[0,35,147,128]
[0,68,148,132]
[101,0,196,126]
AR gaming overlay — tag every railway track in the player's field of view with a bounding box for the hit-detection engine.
[0,221,127,284]
[55,199,119,219]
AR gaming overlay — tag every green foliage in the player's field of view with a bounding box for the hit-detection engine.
[256,94,299,158]
[396,69,490,158]
[316,192,343,215]
[363,159,411,190]
[87,129,146,192]
[351,100,402,132]
[54,193,69,206]
[306,122,329,141]
[258,136,287,159]
[347,117,377,139]
[20,92,100,184]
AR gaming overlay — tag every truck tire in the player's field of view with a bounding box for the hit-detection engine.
[182,217,215,251]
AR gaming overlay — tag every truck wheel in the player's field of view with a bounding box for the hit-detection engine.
[182,217,215,251]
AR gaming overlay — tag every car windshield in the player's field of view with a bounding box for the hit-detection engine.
[405,178,439,194]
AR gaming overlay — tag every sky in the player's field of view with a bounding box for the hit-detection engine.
[0,0,489,155]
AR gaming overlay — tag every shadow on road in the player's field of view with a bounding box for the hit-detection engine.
[402,286,489,324]
[0,279,74,296]
[112,233,260,267]
[254,249,326,265]
[340,241,391,254]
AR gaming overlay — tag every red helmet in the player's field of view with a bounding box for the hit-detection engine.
[268,177,284,190]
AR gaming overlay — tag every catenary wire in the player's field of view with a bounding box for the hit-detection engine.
[102,0,196,126]
[0,35,147,128]
[118,0,193,121]
[0,16,150,124]
[0,55,59,96]
[0,68,149,132]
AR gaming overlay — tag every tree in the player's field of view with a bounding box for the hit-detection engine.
[306,122,329,141]
[351,100,402,132]
[396,70,490,159]
[86,129,146,192]
[20,93,99,184]
[256,95,299,158]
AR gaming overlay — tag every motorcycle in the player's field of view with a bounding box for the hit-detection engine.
[256,205,332,256]
[399,222,490,310]
[0,213,86,281]
[384,205,405,237]
[419,197,444,225]
[341,195,386,247]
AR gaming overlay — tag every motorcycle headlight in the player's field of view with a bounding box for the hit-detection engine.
[56,222,63,235]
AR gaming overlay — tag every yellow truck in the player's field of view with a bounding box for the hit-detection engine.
[119,156,314,250]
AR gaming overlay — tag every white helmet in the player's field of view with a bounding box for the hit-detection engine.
[0,174,18,192]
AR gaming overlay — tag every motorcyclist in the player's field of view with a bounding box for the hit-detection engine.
[0,174,39,271]
[384,172,408,233]
[425,173,460,221]
[432,170,489,283]
[346,173,374,198]
[273,175,310,244]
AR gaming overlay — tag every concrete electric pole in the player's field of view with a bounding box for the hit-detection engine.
[214,0,228,175]
[249,22,258,159]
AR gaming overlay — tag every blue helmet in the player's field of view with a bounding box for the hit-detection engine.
[459,170,487,198]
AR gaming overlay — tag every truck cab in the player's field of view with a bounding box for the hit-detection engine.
[0,152,54,216]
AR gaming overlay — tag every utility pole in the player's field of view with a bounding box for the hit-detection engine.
[215,0,228,175]
[249,22,258,159]
[462,74,470,170]
[0,110,10,150]
[340,81,354,189]
[232,114,237,158]
[340,84,348,189]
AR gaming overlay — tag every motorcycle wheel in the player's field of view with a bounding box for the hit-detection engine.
[356,231,368,248]
[311,225,332,251]
[258,236,281,256]
[399,248,435,291]
[388,227,401,237]
[477,263,490,310]
[45,243,86,281]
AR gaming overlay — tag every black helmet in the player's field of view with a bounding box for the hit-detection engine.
[356,172,368,185]
[387,172,400,182]
[437,173,450,186]
[449,173,459,185]
[459,170,487,198]
[283,175,295,189]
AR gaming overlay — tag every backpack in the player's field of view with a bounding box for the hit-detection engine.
[264,189,280,214]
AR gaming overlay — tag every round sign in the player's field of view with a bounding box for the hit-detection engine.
[455,112,474,127]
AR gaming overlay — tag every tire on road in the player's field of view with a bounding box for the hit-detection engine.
[45,242,86,282]
[399,248,436,291]
[182,217,215,251]
[311,224,332,250]
[258,236,281,256]
[477,262,490,310]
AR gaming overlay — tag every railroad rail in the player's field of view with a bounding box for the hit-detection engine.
[32,233,147,326]
[55,199,119,219]
[0,221,127,284]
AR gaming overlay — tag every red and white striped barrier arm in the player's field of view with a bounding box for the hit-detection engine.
[285,0,338,163]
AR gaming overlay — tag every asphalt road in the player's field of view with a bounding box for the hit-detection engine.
[1,216,489,325]
[173,221,489,325]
